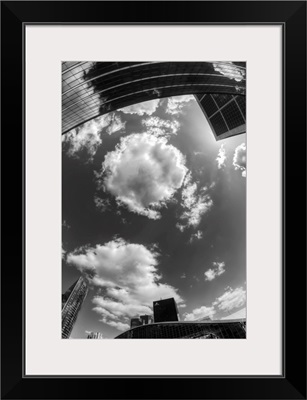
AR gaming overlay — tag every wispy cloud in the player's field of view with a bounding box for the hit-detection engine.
[213,62,245,82]
[204,261,226,281]
[142,116,180,139]
[216,144,227,169]
[94,195,110,212]
[165,95,195,115]
[233,143,246,177]
[183,305,215,321]
[106,114,126,135]
[177,172,213,230]
[96,133,187,219]
[213,286,246,312]
[119,99,160,116]
[189,230,203,243]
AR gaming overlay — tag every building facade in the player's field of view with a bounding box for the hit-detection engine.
[62,276,88,339]
[153,298,179,323]
[115,319,246,339]
[130,314,153,328]
[62,61,246,140]
[87,331,103,339]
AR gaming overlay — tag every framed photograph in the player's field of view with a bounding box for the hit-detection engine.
[1,1,306,399]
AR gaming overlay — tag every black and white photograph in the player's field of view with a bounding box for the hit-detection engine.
[61,61,247,339]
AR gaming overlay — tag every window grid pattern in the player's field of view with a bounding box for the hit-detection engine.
[62,277,88,339]
[62,62,246,134]
[115,320,246,339]
[196,93,246,138]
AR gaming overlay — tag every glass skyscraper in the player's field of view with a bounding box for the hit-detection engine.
[62,61,246,140]
[62,276,88,339]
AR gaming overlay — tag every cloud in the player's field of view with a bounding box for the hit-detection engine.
[213,62,245,82]
[204,262,226,281]
[213,286,246,312]
[178,172,213,230]
[96,133,187,219]
[183,305,216,321]
[99,318,130,332]
[62,220,71,229]
[62,246,66,260]
[216,144,227,169]
[94,195,110,212]
[180,273,186,279]
[62,114,112,162]
[67,238,184,331]
[142,116,180,139]
[189,230,203,243]
[233,143,246,177]
[119,99,160,116]
[106,114,126,135]
[165,95,195,115]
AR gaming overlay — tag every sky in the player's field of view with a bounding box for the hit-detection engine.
[62,94,246,339]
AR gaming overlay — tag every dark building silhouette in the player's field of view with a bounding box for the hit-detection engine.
[153,298,179,323]
[62,276,88,339]
[115,319,246,339]
[62,61,246,140]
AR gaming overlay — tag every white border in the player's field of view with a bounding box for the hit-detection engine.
[26,25,282,376]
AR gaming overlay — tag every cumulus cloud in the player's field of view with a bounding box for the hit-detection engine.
[183,305,215,321]
[62,114,113,162]
[178,172,213,230]
[106,114,126,135]
[189,230,203,243]
[213,286,246,312]
[233,143,246,177]
[119,99,160,116]
[213,62,245,82]
[142,116,180,139]
[180,273,186,279]
[204,262,226,281]
[216,144,227,169]
[96,133,187,219]
[67,238,184,331]
[165,95,195,115]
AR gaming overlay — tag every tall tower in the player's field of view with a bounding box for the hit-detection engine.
[62,276,88,338]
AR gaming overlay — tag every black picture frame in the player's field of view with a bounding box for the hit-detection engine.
[1,1,306,399]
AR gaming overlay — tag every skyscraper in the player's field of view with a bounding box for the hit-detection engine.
[87,331,103,339]
[62,61,246,140]
[153,298,179,323]
[62,276,88,339]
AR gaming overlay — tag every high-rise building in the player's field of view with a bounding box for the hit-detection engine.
[87,331,103,339]
[130,314,153,328]
[62,276,88,339]
[153,298,179,323]
[62,61,246,140]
